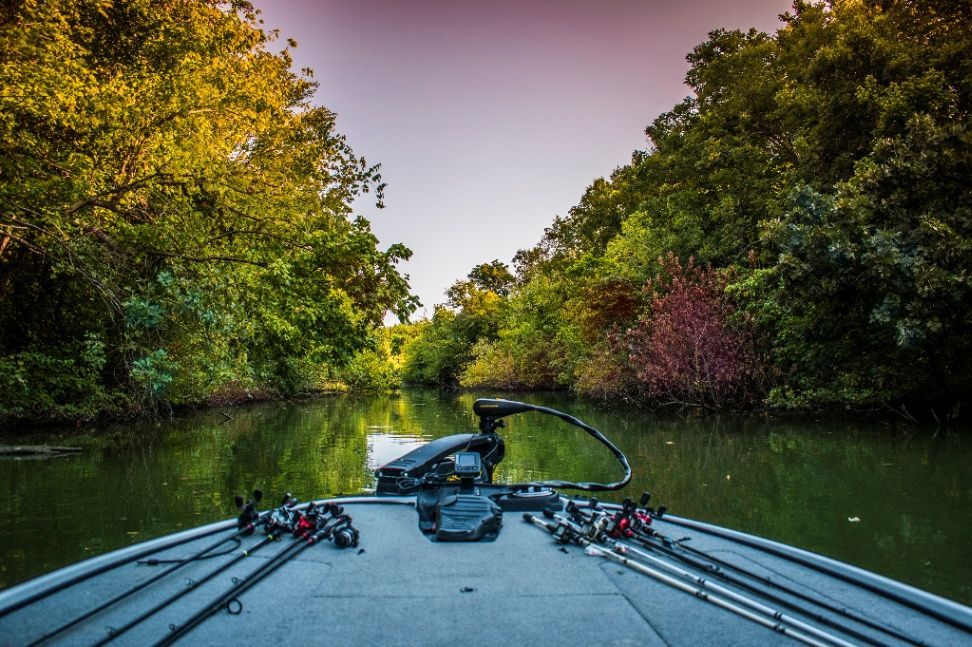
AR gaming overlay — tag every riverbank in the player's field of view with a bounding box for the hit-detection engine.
[2,381,964,437]
[0,383,350,435]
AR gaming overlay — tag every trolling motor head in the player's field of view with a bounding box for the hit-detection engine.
[473,399,536,433]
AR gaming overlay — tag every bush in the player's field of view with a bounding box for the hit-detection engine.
[574,342,633,402]
[460,340,519,389]
[624,255,757,409]
[337,348,398,392]
[0,335,125,422]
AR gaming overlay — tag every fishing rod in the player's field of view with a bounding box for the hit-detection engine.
[89,495,309,647]
[0,518,241,621]
[631,527,923,646]
[524,512,840,647]
[24,490,268,647]
[572,517,860,647]
[559,497,926,646]
[153,511,359,647]
[587,496,925,646]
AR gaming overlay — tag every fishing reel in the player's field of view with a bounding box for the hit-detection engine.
[564,493,667,542]
[333,521,360,549]
[539,509,585,545]
[293,502,322,538]
[288,503,361,550]
[265,493,300,535]
[234,489,264,532]
[294,503,345,539]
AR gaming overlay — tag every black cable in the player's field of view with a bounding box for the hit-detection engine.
[483,400,632,492]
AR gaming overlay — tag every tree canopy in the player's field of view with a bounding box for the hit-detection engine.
[0,0,416,420]
[399,0,971,417]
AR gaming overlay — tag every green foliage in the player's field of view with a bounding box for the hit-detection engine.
[400,308,473,387]
[460,339,519,390]
[0,0,416,420]
[333,327,407,392]
[0,334,123,422]
[573,342,633,402]
[400,262,513,388]
[451,260,515,300]
[337,348,397,392]
[407,0,972,414]
[130,349,177,397]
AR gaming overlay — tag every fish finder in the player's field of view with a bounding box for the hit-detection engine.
[453,451,481,477]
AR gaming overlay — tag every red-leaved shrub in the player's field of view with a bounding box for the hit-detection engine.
[625,254,753,408]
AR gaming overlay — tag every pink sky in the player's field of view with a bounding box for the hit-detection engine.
[253,0,795,319]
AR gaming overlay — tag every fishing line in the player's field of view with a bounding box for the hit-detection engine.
[137,538,242,565]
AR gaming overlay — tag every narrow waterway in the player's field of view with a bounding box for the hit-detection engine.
[1,390,969,605]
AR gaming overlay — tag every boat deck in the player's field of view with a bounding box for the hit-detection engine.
[1,499,970,646]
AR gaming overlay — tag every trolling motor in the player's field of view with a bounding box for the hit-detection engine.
[375,398,633,543]
[375,434,504,495]
[376,398,631,495]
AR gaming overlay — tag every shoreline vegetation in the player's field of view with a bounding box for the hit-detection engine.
[2,1,970,429]
[386,1,971,424]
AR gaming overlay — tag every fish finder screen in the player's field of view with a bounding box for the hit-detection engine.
[454,452,481,476]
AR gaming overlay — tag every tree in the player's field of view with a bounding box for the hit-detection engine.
[0,0,415,419]
[439,0,972,413]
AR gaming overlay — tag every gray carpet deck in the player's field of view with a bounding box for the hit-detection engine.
[1,501,969,646]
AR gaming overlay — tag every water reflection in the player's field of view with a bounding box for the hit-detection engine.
[0,390,969,606]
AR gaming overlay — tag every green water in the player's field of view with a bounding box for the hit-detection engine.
[1,390,969,605]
